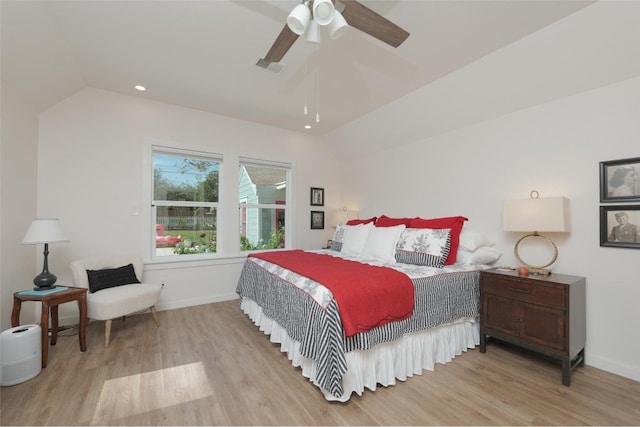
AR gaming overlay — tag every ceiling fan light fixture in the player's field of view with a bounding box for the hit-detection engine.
[287,2,311,35]
[304,20,321,43]
[312,0,335,26]
[328,10,348,40]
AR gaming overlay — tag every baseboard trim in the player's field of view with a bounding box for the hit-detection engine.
[55,293,239,326]
[586,354,640,383]
[156,293,239,311]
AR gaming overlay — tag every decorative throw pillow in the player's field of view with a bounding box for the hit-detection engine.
[360,224,406,263]
[375,215,414,227]
[330,224,346,251]
[346,217,377,226]
[409,216,468,265]
[395,228,451,268]
[341,222,374,257]
[86,263,140,293]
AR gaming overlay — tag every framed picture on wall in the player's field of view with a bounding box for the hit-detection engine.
[599,157,640,203]
[600,205,640,249]
[310,187,324,206]
[311,211,324,230]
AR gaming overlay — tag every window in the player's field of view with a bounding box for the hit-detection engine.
[152,147,221,258]
[239,159,290,251]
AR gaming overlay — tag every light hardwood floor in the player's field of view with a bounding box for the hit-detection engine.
[1,299,639,426]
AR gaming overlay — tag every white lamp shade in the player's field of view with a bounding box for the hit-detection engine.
[304,19,321,43]
[287,3,311,35]
[312,0,335,25]
[22,218,69,244]
[503,197,570,232]
[328,10,348,39]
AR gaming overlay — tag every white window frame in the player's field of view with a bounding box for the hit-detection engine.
[239,157,292,252]
[151,145,222,262]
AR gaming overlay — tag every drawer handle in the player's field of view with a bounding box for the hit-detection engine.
[509,287,531,294]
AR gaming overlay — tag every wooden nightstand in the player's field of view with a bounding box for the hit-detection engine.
[11,286,88,368]
[479,269,586,386]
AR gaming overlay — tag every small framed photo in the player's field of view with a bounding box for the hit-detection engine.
[600,157,640,203]
[311,211,324,230]
[310,187,324,206]
[600,205,640,248]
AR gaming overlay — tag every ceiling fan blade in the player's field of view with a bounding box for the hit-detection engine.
[258,24,299,66]
[340,0,409,48]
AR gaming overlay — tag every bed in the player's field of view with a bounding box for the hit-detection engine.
[235,217,500,401]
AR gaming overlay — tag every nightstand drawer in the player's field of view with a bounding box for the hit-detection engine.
[482,276,565,308]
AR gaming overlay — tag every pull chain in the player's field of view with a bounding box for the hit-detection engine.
[316,45,320,123]
[304,52,309,115]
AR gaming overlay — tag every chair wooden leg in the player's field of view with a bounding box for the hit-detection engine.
[150,306,160,327]
[104,319,112,348]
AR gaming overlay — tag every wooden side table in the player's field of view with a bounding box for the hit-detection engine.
[479,269,586,386]
[11,286,88,368]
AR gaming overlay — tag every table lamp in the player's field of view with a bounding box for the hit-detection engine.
[331,207,359,227]
[22,218,69,290]
[503,191,569,276]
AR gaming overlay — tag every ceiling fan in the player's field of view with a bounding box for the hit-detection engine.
[257,0,409,69]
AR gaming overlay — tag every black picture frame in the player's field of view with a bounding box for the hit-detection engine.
[311,211,324,230]
[310,187,324,206]
[599,205,640,248]
[599,157,640,203]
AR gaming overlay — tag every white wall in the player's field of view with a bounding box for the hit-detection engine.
[336,76,640,382]
[0,85,40,330]
[35,87,339,319]
[325,1,640,159]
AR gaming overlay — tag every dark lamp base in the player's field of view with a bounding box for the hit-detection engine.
[33,272,57,291]
[34,284,57,291]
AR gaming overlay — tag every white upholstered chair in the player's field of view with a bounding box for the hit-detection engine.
[70,255,163,347]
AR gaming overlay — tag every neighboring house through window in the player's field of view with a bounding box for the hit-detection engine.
[239,158,290,251]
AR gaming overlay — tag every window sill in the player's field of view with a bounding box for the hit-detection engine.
[144,254,248,271]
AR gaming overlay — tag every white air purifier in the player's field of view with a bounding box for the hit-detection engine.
[1,324,42,386]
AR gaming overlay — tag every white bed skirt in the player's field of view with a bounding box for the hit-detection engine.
[240,297,479,402]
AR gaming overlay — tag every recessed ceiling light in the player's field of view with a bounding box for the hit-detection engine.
[305,125,311,129]
[135,85,146,91]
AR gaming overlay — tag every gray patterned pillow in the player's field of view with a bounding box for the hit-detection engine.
[395,228,451,268]
[330,224,345,251]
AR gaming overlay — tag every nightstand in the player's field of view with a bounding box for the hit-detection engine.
[479,269,586,386]
[11,286,88,368]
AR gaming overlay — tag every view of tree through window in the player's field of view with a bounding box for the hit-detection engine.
[153,149,220,257]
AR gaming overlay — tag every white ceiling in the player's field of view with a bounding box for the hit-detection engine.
[1,0,594,135]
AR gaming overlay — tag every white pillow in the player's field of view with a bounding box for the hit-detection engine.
[361,224,406,263]
[457,246,502,265]
[341,223,373,257]
[458,228,491,252]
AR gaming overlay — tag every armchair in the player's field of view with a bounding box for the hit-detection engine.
[70,255,162,347]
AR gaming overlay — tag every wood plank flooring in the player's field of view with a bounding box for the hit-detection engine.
[1,299,639,425]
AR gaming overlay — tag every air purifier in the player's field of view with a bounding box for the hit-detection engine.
[1,324,42,386]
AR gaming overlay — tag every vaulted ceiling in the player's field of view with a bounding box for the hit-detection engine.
[2,1,594,135]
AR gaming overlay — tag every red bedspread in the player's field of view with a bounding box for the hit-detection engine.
[249,250,414,337]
